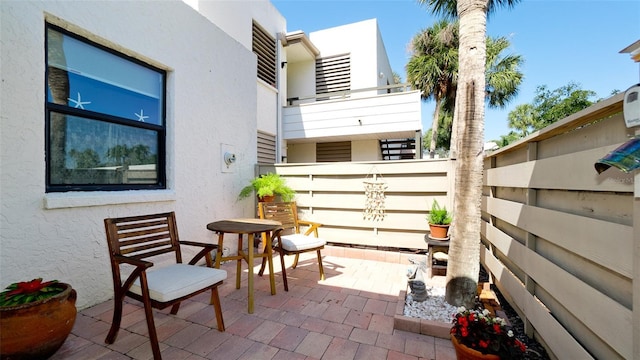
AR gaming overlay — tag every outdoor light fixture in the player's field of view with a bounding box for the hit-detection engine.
[224,152,236,166]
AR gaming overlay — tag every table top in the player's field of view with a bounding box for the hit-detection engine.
[424,234,450,246]
[206,218,282,234]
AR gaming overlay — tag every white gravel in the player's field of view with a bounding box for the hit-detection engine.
[403,285,458,323]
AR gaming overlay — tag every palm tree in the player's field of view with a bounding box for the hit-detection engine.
[484,36,523,108]
[417,0,521,308]
[408,23,523,155]
[407,20,458,158]
[507,103,537,137]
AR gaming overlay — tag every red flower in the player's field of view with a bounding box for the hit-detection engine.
[458,316,468,327]
[451,307,526,358]
[6,278,55,296]
[460,327,469,337]
[0,278,61,307]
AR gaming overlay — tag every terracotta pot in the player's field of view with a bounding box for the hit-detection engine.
[258,195,275,202]
[429,223,450,239]
[0,283,77,360]
[451,335,500,360]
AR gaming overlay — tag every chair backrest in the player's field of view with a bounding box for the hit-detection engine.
[258,202,299,234]
[104,212,183,264]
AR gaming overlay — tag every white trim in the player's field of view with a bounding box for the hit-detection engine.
[43,190,176,209]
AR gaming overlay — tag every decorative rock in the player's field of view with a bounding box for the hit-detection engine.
[404,285,457,322]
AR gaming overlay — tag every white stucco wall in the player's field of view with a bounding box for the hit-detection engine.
[196,0,286,138]
[286,59,316,104]
[352,140,382,161]
[0,0,260,309]
[310,19,381,97]
[376,25,394,88]
[286,143,316,163]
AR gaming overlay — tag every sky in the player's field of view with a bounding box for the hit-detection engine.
[271,0,640,143]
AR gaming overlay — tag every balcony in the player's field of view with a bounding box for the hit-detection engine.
[283,85,422,143]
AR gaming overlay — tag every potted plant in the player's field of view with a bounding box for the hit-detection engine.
[238,172,296,202]
[450,306,526,359]
[0,278,77,359]
[428,199,452,239]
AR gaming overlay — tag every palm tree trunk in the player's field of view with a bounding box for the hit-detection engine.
[47,29,70,183]
[445,0,487,308]
[429,99,442,158]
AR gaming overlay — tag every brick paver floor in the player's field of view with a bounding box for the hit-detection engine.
[52,250,456,360]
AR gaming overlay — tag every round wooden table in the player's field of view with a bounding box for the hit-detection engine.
[206,219,282,313]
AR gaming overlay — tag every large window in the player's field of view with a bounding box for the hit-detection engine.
[45,25,166,192]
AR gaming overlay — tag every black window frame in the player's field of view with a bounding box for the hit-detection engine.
[45,23,167,192]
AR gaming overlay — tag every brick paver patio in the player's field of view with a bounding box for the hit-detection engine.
[51,247,456,360]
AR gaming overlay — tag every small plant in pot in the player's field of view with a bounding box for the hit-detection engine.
[450,306,526,359]
[0,278,77,359]
[427,200,452,239]
[238,172,296,202]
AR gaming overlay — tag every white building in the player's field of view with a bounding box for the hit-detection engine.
[0,0,421,309]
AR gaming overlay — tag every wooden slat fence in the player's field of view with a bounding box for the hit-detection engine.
[259,92,637,359]
[483,92,635,359]
[259,159,454,251]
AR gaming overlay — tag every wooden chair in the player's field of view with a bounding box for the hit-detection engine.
[257,202,325,291]
[104,212,227,360]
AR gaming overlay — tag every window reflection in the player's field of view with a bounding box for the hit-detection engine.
[49,113,158,185]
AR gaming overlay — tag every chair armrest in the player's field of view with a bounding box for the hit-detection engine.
[297,220,322,237]
[179,240,219,250]
[114,255,154,292]
[114,254,153,269]
[297,220,322,227]
[179,240,219,266]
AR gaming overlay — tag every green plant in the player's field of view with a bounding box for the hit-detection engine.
[0,278,62,307]
[427,200,452,225]
[238,172,296,201]
[451,306,526,358]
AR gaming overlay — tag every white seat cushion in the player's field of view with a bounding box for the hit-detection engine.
[130,264,227,303]
[280,234,326,252]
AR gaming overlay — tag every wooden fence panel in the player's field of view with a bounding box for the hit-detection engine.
[264,159,455,250]
[482,93,635,359]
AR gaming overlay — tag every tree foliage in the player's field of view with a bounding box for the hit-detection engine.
[497,82,597,145]
[407,20,523,154]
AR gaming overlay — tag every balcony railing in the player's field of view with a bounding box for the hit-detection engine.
[282,84,421,141]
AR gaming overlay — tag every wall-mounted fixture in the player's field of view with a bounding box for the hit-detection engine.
[224,152,236,166]
[379,72,384,79]
[281,61,287,68]
[623,83,640,128]
[221,144,236,173]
